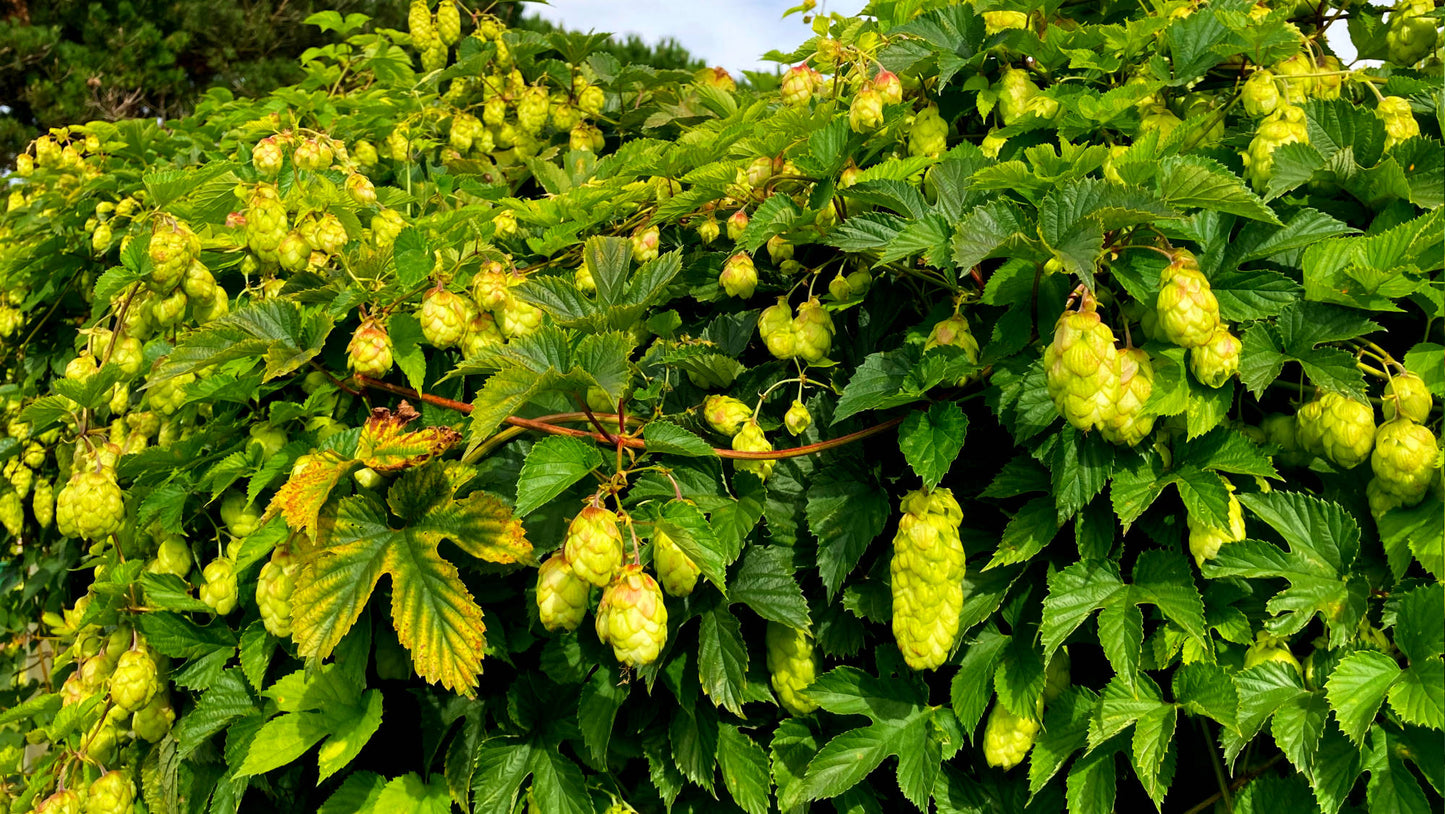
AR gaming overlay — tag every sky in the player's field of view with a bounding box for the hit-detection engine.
[524,1,1368,75]
[524,0,868,75]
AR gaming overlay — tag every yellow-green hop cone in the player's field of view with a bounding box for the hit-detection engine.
[849,86,884,132]
[652,529,700,597]
[564,504,625,587]
[147,221,199,292]
[890,488,966,671]
[1244,631,1300,671]
[982,701,1040,770]
[766,622,820,715]
[536,550,591,632]
[908,104,949,158]
[1241,69,1280,118]
[32,476,53,529]
[1243,105,1308,191]
[1296,398,1326,457]
[436,0,461,45]
[132,689,176,741]
[200,557,239,615]
[517,87,550,134]
[347,319,394,377]
[1187,482,1245,567]
[257,548,299,637]
[631,225,660,263]
[732,419,775,483]
[36,790,83,814]
[1044,648,1071,702]
[57,469,124,540]
[1189,328,1241,388]
[408,0,436,47]
[86,770,135,814]
[1378,96,1420,150]
[1043,295,1121,433]
[1386,0,1438,64]
[780,64,819,106]
[759,299,799,360]
[1371,419,1439,504]
[1384,372,1432,423]
[1100,348,1155,447]
[418,288,471,349]
[703,395,753,436]
[719,252,758,299]
[1319,392,1375,469]
[109,647,159,712]
[596,564,668,667]
[221,491,262,539]
[784,400,812,437]
[793,298,834,363]
[0,490,20,537]
[996,68,1045,125]
[1155,251,1221,349]
[925,313,981,386]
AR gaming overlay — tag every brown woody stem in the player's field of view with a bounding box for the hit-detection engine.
[353,375,905,460]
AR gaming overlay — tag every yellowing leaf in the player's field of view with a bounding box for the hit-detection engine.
[266,451,357,539]
[357,402,462,472]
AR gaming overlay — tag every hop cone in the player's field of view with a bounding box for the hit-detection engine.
[1387,0,1438,64]
[758,299,798,360]
[908,105,949,158]
[109,648,159,712]
[766,622,820,715]
[1244,632,1300,671]
[1241,69,1280,118]
[849,86,884,132]
[653,529,700,597]
[982,701,1040,770]
[257,548,298,637]
[419,288,471,349]
[1319,392,1375,469]
[1296,398,1327,457]
[132,690,176,742]
[890,488,966,671]
[436,0,461,45]
[1189,328,1241,388]
[347,319,395,377]
[595,564,668,667]
[408,0,436,48]
[36,791,82,814]
[1155,251,1220,348]
[1371,419,1438,504]
[87,770,135,814]
[784,400,812,437]
[1100,348,1155,447]
[1384,372,1432,423]
[732,419,775,483]
[564,504,625,587]
[200,557,239,615]
[703,395,753,436]
[1044,294,1121,433]
[780,65,818,106]
[1187,482,1246,567]
[1378,96,1420,150]
[793,298,834,363]
[57,469,124,540]
[536,551,590,632]
[1243,105,1308,191]
[719,253,757,299]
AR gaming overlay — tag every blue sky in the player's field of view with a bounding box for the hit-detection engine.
[524,1,868,74]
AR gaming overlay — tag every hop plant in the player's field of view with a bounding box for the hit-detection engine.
[56,468,124,540]
[1377,96,1421,150]
[1244,631,1300,671]
[200,557,239,615]
[517,87,551,134]
[1189,328,1242,388]
[890,488,966,671]
[409,0,436,48]
[1243,105,1308,191]
[595,564,668,667]
[245,187,289,261]
[348,319,395,377]
[703,395,753,436]
[1043,293,1121,434]
[780,65,819,106]
[1241,69,1280,118]
[418,288,471,349]
[651,528,701,597]
[1187,481,1246,567]
[564,504,625,587]
[536,551,591,632]
[257,548,299,637]
[0,490,21,537]
[793,298,834,363]
[1100,347,1156,447]
[1386,0,1438,64]
[726,209,749,241]
[1296,397,1327,457]
[149,535,191,578]
[924,313,980,384]
[849,86,884,132]
[132,690,176,742]
[1384,372,1432,422]
[784,400,812,437]
[766,622,820,715]
[996,68,1055,124]
[1319,392,1375,469]
[109,647,159,712]
[631,225,660,263]
[758,299,798,360]
[908,104,949,157]
[732,419,775,482]
[436,0,462,45]
[148,221,200,292]
[32,476,53,529]
[1371,419,1438,504]
[221,491,262,539]
[1155,250,1221,349]
[86,770,135,814]
[719,252,757,298]
[982,700,1041,770]
[293,138,333,171]
[252,136,284,176]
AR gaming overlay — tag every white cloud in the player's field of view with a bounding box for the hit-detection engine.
[523,0,867,75]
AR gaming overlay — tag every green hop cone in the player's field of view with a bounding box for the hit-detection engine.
[257,548,298,637]
[793,298,835,364]
[652,529,700,597]
[499,295,544,339]
[0,490,20,537]
[1155,250,1221,349]
[536,550,590,632]
[348,319,394,377]
[1189,328,1242,388]
[1187,481,1245,567]
[703,395,753,436]
[1371,419,1439,504]
[147,221,199,292]
[719,252,758,299]
[36,790,83,814]
[1241,69,1280,118]
[924,313,980,384]
[784,400,812,437]
[1386,0,1438,64]
[419,288,471,349]
[1296,397,1326,457]
[132,689,176,741]
[564,504,625,587]
[996,68,1042,125]
[595,564,668,667]
[221,491,262,539]
[1244,631,1300,671]
[1043,294,1121,434]
[461,312,504,359]
[780,64,818,106]
[1378,96,1420,150]
[1384,372,1432,423]
[908,104,949,157]
[1319,392,1375,469]
[849,86,884,132]
[32,477,53,529]
[759,299,799,359]
[727,209,749,241]
[57,469,124,540]
[245,187,288,261]
[732,419,776,482]
[436,0,461,45]
[1044,648,1071,702]
[148,534,191,577]
[766,622,820,715]
[517,87,550,134]
[252,136,284,175]
[890,488,966,671]
[1243,105,1308,191]
[408,0,436,48]
[982,700,1041,770]
[1100,347,1156,447]
[87,770,135,814]
[631,225,660,263]
[109,647,158,712]
[200,556,239,615]
[278,231,310,272]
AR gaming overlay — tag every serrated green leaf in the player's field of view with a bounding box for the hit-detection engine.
[718,725,772,814]
[512,436,604,517]
[1325,650,1402,745]
[897,402,968,490]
